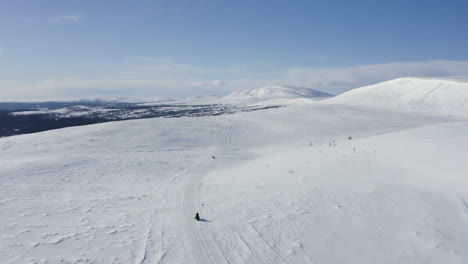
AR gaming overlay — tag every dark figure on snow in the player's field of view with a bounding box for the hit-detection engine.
[195,212,200,221]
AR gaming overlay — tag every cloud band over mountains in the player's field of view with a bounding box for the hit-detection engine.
[2,60,468,101]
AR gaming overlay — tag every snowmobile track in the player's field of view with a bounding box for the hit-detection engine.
[171,119,285,263]
[173,121,237,264]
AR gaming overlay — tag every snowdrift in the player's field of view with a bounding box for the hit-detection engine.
[325,78,468,118]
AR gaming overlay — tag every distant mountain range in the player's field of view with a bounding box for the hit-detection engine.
[2,78,468,138]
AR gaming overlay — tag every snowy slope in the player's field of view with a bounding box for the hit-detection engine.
[221,85,332,104]
[325,78,468,118]
[1,88,468,263]
[204,119,468,263]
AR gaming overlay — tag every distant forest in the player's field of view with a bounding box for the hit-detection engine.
[0,102,280,137]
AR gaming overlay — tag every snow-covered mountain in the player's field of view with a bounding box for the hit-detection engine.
[325,78,468,118]
[222,85,333,103]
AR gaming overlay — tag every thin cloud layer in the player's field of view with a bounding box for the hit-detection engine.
[192,80,227,87]
[287,61,468,94]
[211,80,226,86]
[2,60,468,101]
[48,14,86,23]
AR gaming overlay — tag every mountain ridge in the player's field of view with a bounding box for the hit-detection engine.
[325,77,468,118]
[222,85,333,101]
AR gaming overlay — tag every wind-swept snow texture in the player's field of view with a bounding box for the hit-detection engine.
[1,78,468,263]
[326,78,468,118]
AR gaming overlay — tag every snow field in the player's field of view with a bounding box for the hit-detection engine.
[1,78,468,263]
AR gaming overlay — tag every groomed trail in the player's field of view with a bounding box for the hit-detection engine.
[173,120,284,264]
[174,121,236,264]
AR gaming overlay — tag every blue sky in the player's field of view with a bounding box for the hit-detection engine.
[1,0,468,100]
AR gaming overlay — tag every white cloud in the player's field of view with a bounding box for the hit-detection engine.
[211,80,226,86]
[191,80,227,87]
[48,14,86,23]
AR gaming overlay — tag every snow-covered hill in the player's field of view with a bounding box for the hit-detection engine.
[325,78,468,118]
[222,85,332,104]
[1,79,468,263]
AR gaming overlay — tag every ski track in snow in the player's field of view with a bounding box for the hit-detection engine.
[175,121,235,264]
[456,196,468,239]
[170,120,285,264]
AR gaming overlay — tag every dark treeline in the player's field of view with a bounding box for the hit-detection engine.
[0,102,281,138]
